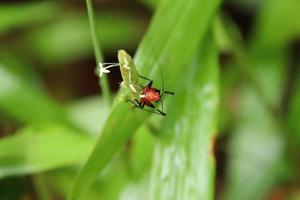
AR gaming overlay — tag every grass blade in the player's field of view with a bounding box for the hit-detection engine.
[0,2,58,33]
[0,124,93,179]
[86,0,111,104]
[68,0,221,199]
[221,0,296,198]
[0,59,74,127]
[22,13,143,65]
[287,74,300,146]
[150,33,219,200]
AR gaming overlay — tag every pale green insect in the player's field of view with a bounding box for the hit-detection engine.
[98,49,140,98]
[117,50,140,93]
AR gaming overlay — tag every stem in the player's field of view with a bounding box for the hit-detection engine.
[86,0,111,105]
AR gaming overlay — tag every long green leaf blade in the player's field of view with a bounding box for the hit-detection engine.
[150,33,219,200]
[68,0,221,199]
[0,124,93,179]
[0,60,73,127]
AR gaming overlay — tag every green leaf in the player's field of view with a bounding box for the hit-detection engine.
[223,86,284,200]
[39,161,130,200]
[0,123,93,179]
[0,2,58,33]
[0,95,108,179]
[250,0,300,52]
[221,1,291,198]
[68,0,221,199]
[138,0,159,9]
[0,59,74,127]
[287,74,300,146]
[150,33,219,200]
[67,96,108,136]
[37,125,154,199]
[22,13,143,65]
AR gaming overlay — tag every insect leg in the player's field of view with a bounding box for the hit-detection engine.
[147,102,166,116]
[146,80,153,88]
[126,99,142,109]
[156,109,166,116]
[138,75,153,88]
[141,108,166,116]
[138,75,152,81]
[156,88,174,96]
[164,91,175,95]
[135,100,145,108]
[127,99,166,116]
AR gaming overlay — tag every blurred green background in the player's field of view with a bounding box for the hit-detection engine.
[0,0,300,200]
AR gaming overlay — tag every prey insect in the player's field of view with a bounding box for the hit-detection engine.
[98,50,174,116]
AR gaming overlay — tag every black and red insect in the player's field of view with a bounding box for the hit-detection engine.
[126,75,175,116]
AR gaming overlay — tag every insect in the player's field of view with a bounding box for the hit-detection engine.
[98,49,174,116]
[126,74,175,116]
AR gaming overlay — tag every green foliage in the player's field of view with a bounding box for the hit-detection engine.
[68,0,221,199]
[0,2,59,33]
[220,0,300,199]
[21,13,142,66]
[150,33,219,200]
[0,123,93,179]
[1,0,300,199]
[0,59,73,127]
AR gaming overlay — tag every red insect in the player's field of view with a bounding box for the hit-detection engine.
[127,75,175,116]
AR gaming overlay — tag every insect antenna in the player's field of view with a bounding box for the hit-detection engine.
[154,57,175,96]
[148,39,167,113]
[155,64,166,113]
[153,54,175,113]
